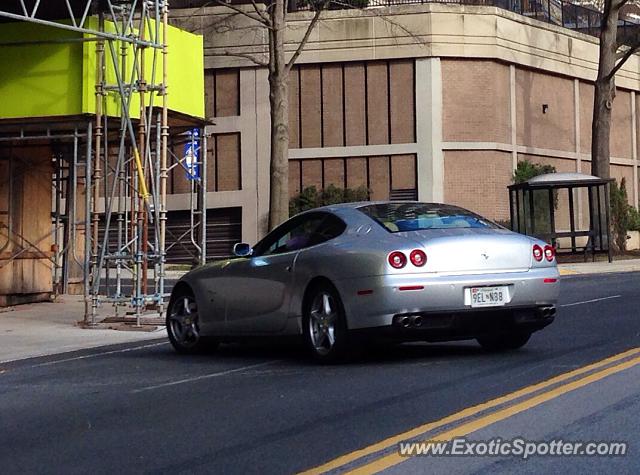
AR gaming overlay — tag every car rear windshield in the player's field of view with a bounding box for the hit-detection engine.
[357,203,500,233]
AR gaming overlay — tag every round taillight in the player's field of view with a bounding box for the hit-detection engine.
[388,251,407,269]
[544,245,555,262]
[532,244,543,262]
[410,249,427,267]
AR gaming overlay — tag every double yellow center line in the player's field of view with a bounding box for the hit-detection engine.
[301,347,640,475]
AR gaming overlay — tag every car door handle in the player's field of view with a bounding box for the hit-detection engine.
[285,266,292,272]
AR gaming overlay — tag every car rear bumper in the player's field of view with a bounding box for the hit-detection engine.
[335,267,560,330]
[351,306,555,342]
[388,306,554,341]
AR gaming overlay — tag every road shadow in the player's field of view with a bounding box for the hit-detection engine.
[147,338,501,369]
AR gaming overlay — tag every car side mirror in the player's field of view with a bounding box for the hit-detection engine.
[233,242,253,257]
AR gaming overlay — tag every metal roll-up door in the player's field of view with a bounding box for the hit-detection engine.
[99,207,242,265]
[165,207,242,264]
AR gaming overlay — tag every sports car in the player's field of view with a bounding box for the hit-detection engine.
[167,201,559,361]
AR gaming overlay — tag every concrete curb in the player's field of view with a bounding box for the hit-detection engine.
[558,259,640,276]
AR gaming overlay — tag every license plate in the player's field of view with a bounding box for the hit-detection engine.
[468,286,509,307]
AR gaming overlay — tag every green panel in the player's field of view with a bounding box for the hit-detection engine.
[82,17,205,120]
[0,23,83,119]
[166,25,205,119]
[81,16,140,118]
[0,17,204,121]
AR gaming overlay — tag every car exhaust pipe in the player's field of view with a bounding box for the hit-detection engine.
[411,315,423,327]
[540,306,556,318]
[399,316,411,328]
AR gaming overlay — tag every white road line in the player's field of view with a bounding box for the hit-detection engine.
[31,342,170,368]
[560,295,622,308]
[132,360,281,393]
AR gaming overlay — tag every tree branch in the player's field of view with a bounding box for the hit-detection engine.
[249,0,271,25]
[285,0,329,72]
[213,0,271,28]
[608,43,640,79]
[213,50,269,67]
[602,0,629,23]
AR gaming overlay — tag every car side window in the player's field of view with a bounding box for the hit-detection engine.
[307,215,346,247]
[253,214,327,257]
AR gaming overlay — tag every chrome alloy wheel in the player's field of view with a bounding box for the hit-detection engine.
[169,294,200,349]
[308,291,338,356]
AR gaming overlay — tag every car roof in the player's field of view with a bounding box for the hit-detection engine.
[315,201,450,211]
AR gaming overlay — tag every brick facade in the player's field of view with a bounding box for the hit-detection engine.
[170,4,640,242]
[442,60,510,144]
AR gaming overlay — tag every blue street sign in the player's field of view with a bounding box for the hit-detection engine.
[184,129,200,180]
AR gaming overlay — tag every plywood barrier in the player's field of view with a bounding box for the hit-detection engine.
[0,145,54,306]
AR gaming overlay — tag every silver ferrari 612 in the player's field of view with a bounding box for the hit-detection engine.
[167,202,559,362]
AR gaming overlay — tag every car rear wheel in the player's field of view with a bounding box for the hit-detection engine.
[167,287,218,354]
[303,284,349,363]
[477,331,531,352]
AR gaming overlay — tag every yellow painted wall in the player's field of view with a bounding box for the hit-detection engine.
[0,17,204,120]
[166,24,205,119]
[0,22,83,119]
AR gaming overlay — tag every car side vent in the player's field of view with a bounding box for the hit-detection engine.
[389,189,418,201]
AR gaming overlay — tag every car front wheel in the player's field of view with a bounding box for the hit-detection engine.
[167,287,218,354]
[303,284,349,363]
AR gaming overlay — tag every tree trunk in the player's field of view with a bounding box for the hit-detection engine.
[591,1,620,180]
[268,0,290,231]
[268,72,290,230]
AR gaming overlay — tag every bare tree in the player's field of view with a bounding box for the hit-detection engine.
[200,0,331,230]
[591,0,640,178]
[201,0,421,231]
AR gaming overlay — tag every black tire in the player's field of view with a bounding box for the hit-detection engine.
[302,283,349,363]
[477,331,531,352]
[166,286,218,354]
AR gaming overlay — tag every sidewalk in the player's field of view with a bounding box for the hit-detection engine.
[0,295,166,364]
[558,258,640,275]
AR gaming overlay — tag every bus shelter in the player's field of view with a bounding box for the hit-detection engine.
[508,173,613,262]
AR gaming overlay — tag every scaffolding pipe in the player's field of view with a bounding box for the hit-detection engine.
[200,132,208,266]
[158,1,169,320]
[1,1,205,327]
[189,131,202,258]
[154,111,162,297]
[70,129,81,270]
[0,10,162,48]
[53,155,63,293]
[139,11,149,301]
[89,12,105,326]
[83,122,93,309]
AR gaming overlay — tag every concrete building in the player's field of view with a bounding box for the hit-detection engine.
[168,1,640,248]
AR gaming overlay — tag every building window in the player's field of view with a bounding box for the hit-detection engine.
[289,60,416,148]
[289,154,417,201]
[204,69,240,118]
[209,132,242,192]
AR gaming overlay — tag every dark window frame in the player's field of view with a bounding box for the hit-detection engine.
[252,211,346,257]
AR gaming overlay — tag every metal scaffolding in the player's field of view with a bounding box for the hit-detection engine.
[0,1,208,324]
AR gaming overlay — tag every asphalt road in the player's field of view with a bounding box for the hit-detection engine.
[1,272,639,474]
